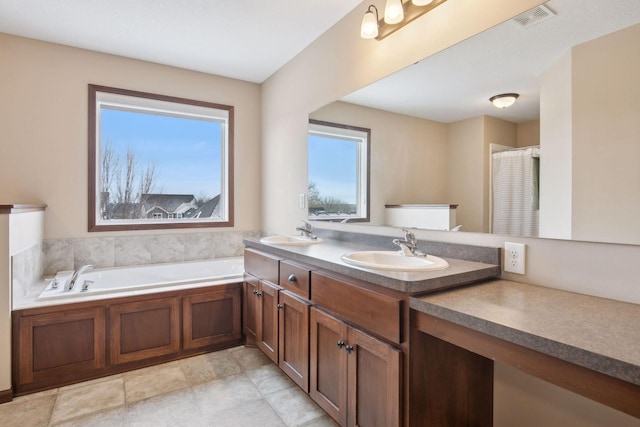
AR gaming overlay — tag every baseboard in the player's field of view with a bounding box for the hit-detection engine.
[0,388,13,404]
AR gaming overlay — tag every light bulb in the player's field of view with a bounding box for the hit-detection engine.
[384,0,404,24]
[361,7,379,39]
[412,0,434,6]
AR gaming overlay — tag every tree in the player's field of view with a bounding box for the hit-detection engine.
[101,142,157,219]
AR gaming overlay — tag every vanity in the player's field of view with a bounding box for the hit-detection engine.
[243,232,501,426]
[242,232,640,426]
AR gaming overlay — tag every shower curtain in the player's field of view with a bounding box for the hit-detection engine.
[492,146,540,237]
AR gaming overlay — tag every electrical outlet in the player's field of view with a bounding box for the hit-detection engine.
[504,242,526,274]
[299,193,306,209]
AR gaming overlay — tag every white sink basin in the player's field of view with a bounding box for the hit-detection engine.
[341,250,449,272]
[260,235,324,246]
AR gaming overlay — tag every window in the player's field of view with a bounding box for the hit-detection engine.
[88,85,234,231]
[308,119,370,221]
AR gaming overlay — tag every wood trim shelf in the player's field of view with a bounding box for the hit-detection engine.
[0,204,47,214]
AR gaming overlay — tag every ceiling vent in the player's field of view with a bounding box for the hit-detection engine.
[511,4,556,28]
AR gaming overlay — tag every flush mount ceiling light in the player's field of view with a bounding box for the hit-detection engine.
[361,0,447,41]
[490,93,520,109]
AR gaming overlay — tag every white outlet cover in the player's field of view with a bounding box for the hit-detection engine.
[504,242,526,274]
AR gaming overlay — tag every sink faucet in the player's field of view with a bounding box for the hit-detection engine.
[393,229,427,257]
[296,220,317,240]
[64,265,93,291]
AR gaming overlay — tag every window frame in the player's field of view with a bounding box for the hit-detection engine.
[88,84,234,231]
[307,119,371,222]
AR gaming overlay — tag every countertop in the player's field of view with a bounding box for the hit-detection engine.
[410,280,640,386]
[244,237,499,294]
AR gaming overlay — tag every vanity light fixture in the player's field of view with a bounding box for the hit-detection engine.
[490,93,520,109]
[360,0,447,41]
[361,5,379,39]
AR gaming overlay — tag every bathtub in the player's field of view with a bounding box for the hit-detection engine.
[38,257,245,301]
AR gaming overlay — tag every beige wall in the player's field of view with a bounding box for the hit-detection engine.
[311,102,448,224]
[571,24,640,244]
[446,117,484,232]
[517,119,540,147]
[0,33,262,239]
[263,0,640,424]
[539,50,573,240]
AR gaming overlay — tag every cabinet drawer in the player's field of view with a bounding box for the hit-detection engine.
[311,271,403,344]
[244,248,281,284]
[279,260,311,299]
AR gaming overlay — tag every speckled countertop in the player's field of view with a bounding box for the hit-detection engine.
[410,280,640,386]
[244,238,499,294]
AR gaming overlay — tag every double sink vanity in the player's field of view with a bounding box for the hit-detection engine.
[243,228,640,426]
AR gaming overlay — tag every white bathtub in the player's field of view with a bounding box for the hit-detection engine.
[38,257,245,301]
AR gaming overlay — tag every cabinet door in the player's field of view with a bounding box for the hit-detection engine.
[257,280,280,363]
[16,307,106,385]
[278,290,311,392]
[310,307,349,426]
[183,286,242,351]
[109,297,180,365]
[347,327,401,427]
[243,275,260,345]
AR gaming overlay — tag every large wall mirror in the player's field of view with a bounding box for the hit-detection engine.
[309,0,640,246]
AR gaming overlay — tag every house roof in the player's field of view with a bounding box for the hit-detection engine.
[140,194,195,214]
[192,195,221,219]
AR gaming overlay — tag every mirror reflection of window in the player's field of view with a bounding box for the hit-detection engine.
[308,120,370,222]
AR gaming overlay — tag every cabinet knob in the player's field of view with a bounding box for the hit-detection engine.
[252,289,258,295]
[256,291,263,297]
[337,340,345,349]
[277,304,283,310]
[345,345,354,354]
[288,274,297,283]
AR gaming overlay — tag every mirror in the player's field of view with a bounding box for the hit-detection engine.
[309,0,640,246]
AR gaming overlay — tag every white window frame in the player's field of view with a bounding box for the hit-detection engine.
[308,120,370,221]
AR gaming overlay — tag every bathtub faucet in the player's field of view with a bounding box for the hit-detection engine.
[393,229,427,257]
[65,265,93,291]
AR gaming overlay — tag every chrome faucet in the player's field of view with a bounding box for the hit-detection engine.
[393,229,427,257]
[295,220,317,240]
[64,265,93,291]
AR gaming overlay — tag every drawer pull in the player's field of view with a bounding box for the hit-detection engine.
[337,340,345,349]
[288,274,297,283]
[345,345,354,354]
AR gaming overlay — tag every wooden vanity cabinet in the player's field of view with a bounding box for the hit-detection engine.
[242,274,280,363]
[244,250,313,391]
[310,307,401,427]
[278,290,311,392]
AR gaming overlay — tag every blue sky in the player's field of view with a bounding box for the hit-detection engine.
[101,108,222,198]
[308,134,357,204]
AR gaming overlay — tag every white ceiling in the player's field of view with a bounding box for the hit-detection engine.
[0,0,362,83]
[341,0,640,123]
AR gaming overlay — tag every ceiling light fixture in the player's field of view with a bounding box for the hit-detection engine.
[361,0,447,41]
[490,93,520,109]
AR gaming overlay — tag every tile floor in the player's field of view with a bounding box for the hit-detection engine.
[0,346,338,427]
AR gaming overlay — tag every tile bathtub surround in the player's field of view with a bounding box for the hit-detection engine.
[11,242,44,302]
[43,230,260,276]
[0,346,338,427]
